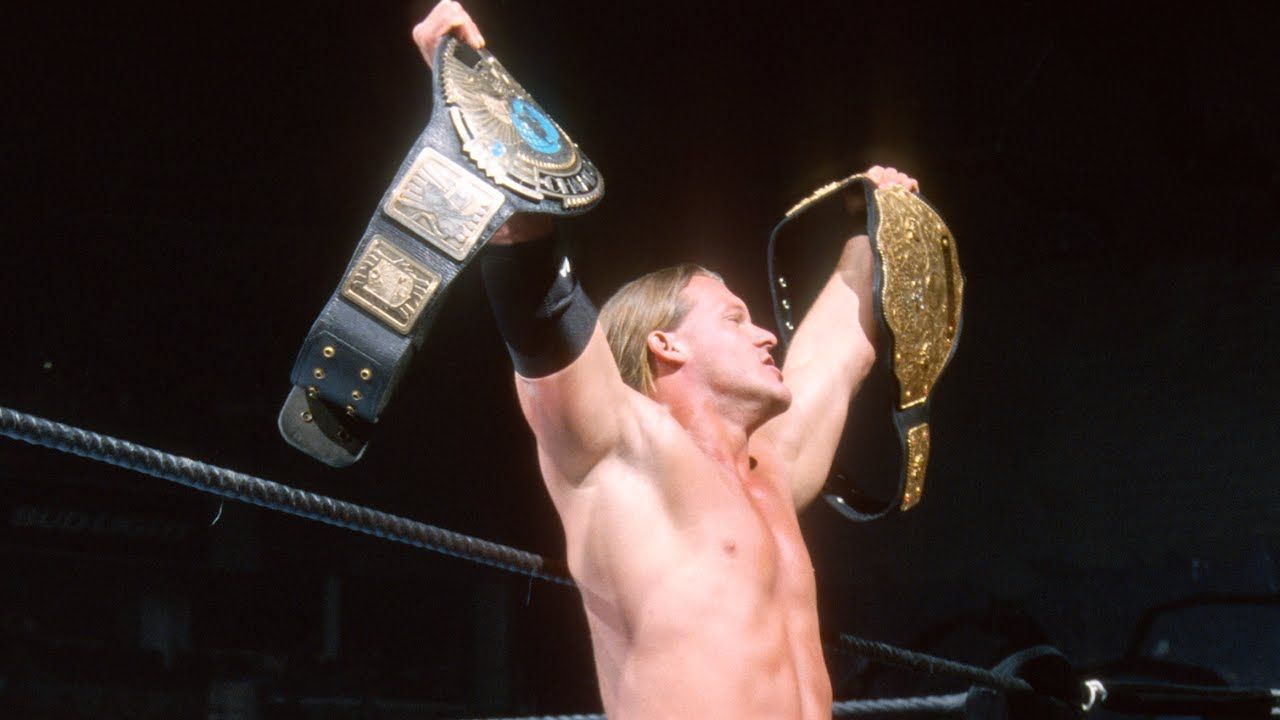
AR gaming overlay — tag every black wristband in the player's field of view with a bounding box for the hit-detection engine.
[481,237,597,378]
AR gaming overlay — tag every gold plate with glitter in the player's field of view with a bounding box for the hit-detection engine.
[439,38,603,209]
[341,236,442,334]
[874,185,964,410]
[385,147,506,261]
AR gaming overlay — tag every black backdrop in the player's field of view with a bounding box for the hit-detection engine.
[3,1,1278,716]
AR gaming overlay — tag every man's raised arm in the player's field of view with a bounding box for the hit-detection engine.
[759,166,919,509]
[411,2,633,484]
[482,217,633,483]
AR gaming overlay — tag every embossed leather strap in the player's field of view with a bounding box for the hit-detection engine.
[767,174,963,521]
[280,38,604,467]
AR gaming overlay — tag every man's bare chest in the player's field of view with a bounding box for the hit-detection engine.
[661,451,814,592]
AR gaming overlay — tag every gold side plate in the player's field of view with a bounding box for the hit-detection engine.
[901,423,930,510]
[875,186,964,410]
[341,236,442,334]
[385,147,506,261]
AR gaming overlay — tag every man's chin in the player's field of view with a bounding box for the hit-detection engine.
[763,386,792,419]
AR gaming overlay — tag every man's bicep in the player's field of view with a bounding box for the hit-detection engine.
[764,273,875,508]
[760,361,855,508]
[515,324,635,481]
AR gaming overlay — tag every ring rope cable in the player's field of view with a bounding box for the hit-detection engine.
[836,634,1034,695]
[454,693,969,719]
[1093,680,1280,716]
[837,634,1280,717]
[0,405,573,586]
[832,693,968,716]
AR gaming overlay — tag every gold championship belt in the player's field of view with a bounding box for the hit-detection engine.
[768,173,963,521]
[279,38,603,467]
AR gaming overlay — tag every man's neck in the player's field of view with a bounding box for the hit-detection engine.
[656,386,758,475]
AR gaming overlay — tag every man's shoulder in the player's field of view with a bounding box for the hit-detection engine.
[529,381,688,487]
[612,392,694,464]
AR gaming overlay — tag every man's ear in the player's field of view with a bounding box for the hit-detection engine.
[646,330,686,367]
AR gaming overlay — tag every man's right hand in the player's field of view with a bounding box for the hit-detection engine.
[490,213,554,246]
[412,0,485,68]
[410,2,552,245]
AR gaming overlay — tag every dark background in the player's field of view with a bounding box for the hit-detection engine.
[3,1,1278,717]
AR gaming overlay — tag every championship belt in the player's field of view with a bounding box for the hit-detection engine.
[279,38,604,467]
[768,174,963,521]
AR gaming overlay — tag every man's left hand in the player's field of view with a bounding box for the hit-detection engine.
[864,165,919,192]
[835,166,920,343]
[842,165,920,217]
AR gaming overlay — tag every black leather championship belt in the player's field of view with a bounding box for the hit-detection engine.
[768,174,963,521]
[279,38,604,467]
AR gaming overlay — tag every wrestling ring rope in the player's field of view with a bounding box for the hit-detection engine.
[0,404,573,586]
[456,693,972,719]
[3,404,1277,718]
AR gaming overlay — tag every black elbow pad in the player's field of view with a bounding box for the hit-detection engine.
[481,238,597,378]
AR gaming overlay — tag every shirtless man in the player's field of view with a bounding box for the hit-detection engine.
[414,3,919,717]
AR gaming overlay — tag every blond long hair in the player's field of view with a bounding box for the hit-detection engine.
[599,263,720,396]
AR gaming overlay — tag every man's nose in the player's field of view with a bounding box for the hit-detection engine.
[754,325,778,349]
